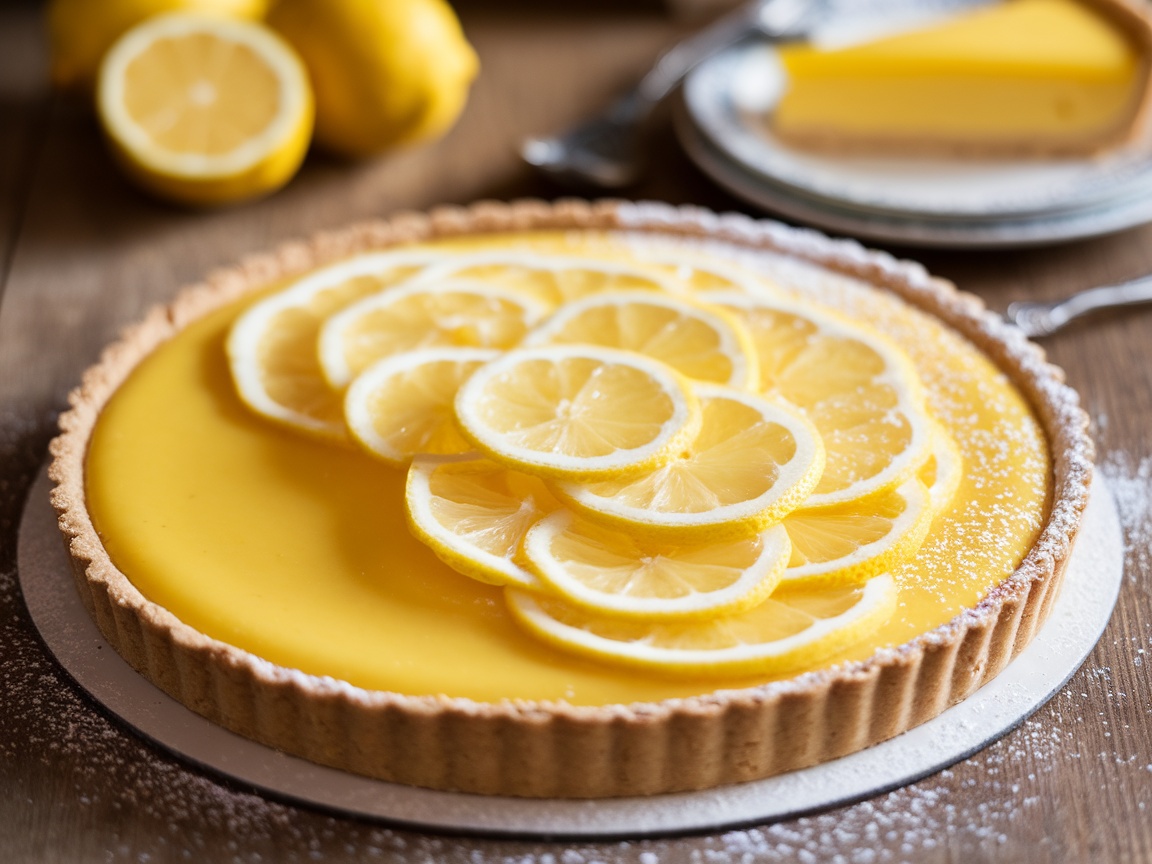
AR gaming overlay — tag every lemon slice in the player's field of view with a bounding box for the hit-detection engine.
[556,385,824,539]
[636,251,783,296]
[345,347,498,465]
[780,479,933,588]
[318,281,547,387]
[405,456,556,588]
[522,510,792,620]
[714,293,933,507]
[506,574,897,676]
[921,420,964,514]
[406,253,679,307]
[227,252,439,439]
[523,292,759,390]
[454,345,701,482]
[97,13,313,206]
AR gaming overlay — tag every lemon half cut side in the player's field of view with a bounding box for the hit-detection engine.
[97,13,313,206]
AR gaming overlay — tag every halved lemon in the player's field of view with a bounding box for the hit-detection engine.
[506,574,897,676]
[522,291,759,390]
[318,281,547,388]
[454,345,701,482]
[405,456,556,588]
[97,13,313,206]
[227,251,438,439]
[556,385,824,539]
[780,479,933,588]
[522,510,792,620]
[403,253,679,307]
[345,347,498,464]
[714,293,933,507]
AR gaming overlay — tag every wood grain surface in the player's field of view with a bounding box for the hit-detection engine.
[2,1,1151,861]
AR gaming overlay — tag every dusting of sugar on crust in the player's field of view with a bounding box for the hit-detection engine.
[44,199,1094,798]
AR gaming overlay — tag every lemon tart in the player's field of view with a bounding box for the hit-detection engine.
[49,200,1092,798]
[773,0,1152,156]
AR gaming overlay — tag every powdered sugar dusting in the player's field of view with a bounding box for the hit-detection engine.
[1099,449,1152,578]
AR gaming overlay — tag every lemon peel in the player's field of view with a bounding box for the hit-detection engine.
[267,0,478,156]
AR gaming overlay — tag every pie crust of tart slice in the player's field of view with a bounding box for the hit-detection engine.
[49,200,1092,798]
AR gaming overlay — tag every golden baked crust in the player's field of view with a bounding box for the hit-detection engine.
[772,0,1152,159]
[48,199,1093,798]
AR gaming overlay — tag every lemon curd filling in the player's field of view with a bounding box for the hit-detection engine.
[84,233,1050,706]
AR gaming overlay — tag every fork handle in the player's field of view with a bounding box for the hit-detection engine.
[636,2,767,105]
[1008,274,1152,336]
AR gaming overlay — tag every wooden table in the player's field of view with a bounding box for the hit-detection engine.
[3,2,1151,860]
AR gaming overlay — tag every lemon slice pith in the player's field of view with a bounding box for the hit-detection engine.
[506,574,898,676]
[344,347,498,464]
[97,12,313,206]
[522,291,760,390]
[523,511,792,620]
[556,385,825,539]
[454,344,702,482]
[405,456,554,589]
[227,251,439,438]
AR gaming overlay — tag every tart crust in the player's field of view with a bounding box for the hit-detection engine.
[48,200,1093,798]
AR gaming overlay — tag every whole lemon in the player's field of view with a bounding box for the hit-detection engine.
[267,0,479,157]
[47,0,270,90]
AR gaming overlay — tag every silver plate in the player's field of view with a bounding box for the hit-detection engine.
[678,113,1152,248]
[19,470,1122,838]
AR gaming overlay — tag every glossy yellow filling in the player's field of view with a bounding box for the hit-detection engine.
[775,0,1143,147]
[85,233,1050,705]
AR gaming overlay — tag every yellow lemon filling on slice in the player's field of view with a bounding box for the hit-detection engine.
[83,232,1049,705]
[774,0,1152,155]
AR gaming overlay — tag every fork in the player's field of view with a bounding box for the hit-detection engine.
[520,0,822,188]
[1005,273,1152,337]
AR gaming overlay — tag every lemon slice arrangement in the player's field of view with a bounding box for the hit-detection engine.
[228,249,960,678]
